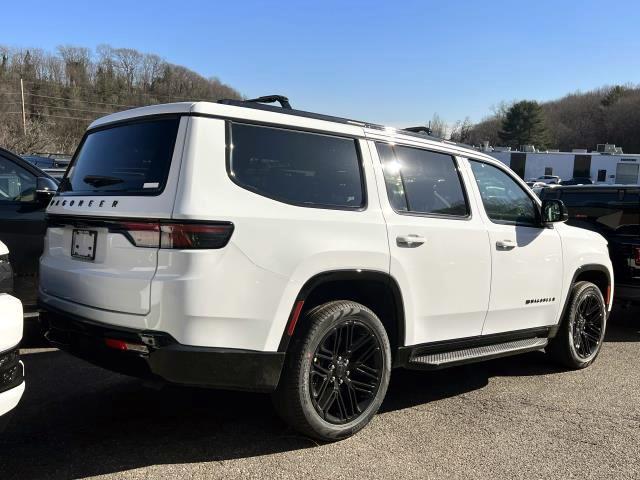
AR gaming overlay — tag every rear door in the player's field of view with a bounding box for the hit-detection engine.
[466,159,563,335]
[371,141,491,345]
[40,116,187,315]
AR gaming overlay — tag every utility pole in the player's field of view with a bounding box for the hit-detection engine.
[20,78,26,135]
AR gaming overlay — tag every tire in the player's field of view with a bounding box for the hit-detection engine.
[272,300,392,442]
[547,281,607,369]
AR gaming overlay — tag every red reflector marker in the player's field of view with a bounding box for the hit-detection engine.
[104,338,128,351]
[634,247,640,266]
[104,338,149,353]
[287,300,305,336]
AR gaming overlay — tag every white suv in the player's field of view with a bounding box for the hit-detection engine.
[40,96,613,441]
[0,240,25,431]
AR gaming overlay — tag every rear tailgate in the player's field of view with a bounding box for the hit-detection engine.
[40,116,187,315]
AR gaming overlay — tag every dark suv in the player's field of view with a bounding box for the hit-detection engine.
[540,185,640,304]
[0,147,58,313]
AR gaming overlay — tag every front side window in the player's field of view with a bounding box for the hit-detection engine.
[0,156,36,202]
[469,160,539,226]
[229,123,364,209]
[376,143,469,217]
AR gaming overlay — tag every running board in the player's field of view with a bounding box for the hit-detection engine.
[408,337,548,370]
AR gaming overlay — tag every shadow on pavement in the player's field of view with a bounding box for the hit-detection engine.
[1,306,636,479]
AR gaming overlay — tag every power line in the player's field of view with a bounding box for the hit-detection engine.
[25,102,116,115]
[24,92,138,108]
[20,78,198,102]
[5,111,93,122]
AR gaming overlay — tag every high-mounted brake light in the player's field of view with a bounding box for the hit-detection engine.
[111,221,233,249]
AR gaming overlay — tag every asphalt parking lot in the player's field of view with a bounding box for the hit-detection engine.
[2,307,639,480]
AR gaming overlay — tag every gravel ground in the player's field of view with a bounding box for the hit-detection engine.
[2,306,639,479]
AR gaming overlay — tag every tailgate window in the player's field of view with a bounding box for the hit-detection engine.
[558,190,640,236]
[60,117,180,195]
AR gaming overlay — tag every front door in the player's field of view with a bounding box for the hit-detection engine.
[372,141,491,346]
[466,159,563,335]
[0,154,48,307]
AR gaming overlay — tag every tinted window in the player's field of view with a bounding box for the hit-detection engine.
[61,118,180,194]
[557,190,640,236]
[469,160,538,226]
[377,143,469,217]
[0,156,36,202]
[229,123,363,209]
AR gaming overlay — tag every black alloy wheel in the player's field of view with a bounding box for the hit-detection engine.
[309,320,383,424]
[570,290,605,360]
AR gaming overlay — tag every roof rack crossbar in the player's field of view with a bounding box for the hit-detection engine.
[403,126,433,135]
[245,95,292,109]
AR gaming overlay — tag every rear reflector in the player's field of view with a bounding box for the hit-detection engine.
[287,300,305,336]
[111,221,233,249]
[104,338,149,354]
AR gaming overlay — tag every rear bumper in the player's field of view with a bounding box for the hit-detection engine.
[40,305,285,392]
[615,283,640,303]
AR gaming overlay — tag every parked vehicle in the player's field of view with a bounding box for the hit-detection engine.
[534,175,562,184]
[40,97,614,441]
[0,147,58,313]
[540,185,639,305]
[560,177,594,186]
[22,154,71,170]
[0,240,25,432]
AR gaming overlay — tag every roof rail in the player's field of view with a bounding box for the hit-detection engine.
[246,95,292,109]
[215,95,466,146]
[218,95,292,110]
[403,126,433,135]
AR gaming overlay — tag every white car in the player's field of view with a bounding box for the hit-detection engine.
[535,175,562,185]
[40,96,613,441]
[0,241,24,431]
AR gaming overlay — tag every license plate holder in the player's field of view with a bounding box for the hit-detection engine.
[71,229,97,261]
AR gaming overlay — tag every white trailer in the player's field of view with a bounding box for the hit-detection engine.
[489,150,640,184]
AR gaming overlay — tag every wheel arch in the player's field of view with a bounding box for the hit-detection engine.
[277,270,406,359]
[557,264,612,332]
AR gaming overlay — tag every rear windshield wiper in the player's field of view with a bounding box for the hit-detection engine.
[83,175,125,187]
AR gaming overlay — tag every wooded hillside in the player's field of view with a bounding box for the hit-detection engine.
[0,45,242,154]
[456,85,640,152]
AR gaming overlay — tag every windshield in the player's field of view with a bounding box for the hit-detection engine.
[60,117,180,194]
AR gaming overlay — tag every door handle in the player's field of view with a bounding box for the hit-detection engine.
[397,234,426,248]
[496,239,516,250]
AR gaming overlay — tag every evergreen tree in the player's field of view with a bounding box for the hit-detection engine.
[498,100,549,148]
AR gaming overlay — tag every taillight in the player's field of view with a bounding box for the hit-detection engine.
[112,221,233,249]
[634,246,640,266]
[160,223,234,249]
[120,222,160,248]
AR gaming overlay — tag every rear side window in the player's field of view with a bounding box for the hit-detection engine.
[228,123,364,209]
[376,142,469,217]
[60,117,180,195]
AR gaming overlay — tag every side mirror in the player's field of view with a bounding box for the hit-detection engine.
[541,199,568,224]
[35,176,58,203]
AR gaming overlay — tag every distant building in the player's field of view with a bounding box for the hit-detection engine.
[484,144,640,184]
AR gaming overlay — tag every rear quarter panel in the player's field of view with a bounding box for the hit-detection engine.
[171,117,390,350]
